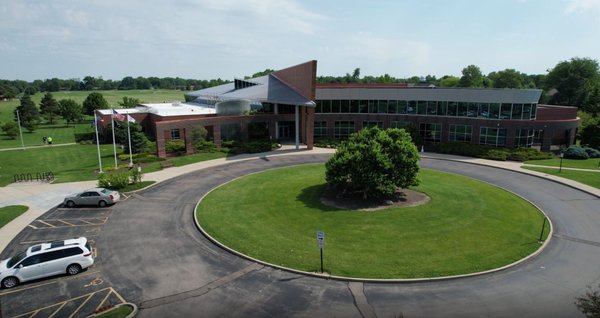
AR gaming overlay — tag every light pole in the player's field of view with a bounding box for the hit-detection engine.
[15,109,25,149]
[559,152,564,173]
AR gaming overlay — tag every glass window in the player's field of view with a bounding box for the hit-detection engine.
[467,103,478,117]
[417,101,427,115]
[315,100,322,113]
[447,102,458,116]
[171,129,180,140]
[438,101,447,116]
[221,123,241,141]
[363,121,384,129]
[533,129,544,145]
[407,101,417,114]
[350,100,359,113]
[378,100,388,113]
[314,121,327,137]
[419,123,442,142]
[341,100,350,113]
[531,104,537,119]
[512,103,523,120]
[334,121,355,138]
[331,100,341,113]
[448,124,472,143]
[427,101,437,115]
[457,102,468,117]
[322,100,331,113]
[390,121,410,129]
[359,100,368,113]
[388,100,398,114]
[516,129,535,147]
[368,100,378,113]
[489,103,500,119]
[397,101,407,114]
[479,127,507,147]
[478,103,490,118]
[522,103,532,120]
[500,103,512,119]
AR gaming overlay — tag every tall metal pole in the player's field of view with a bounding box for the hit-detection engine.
[111,112,118,168]
[94,115,103,173]
[126,115,133,165]
[16,109,25,149]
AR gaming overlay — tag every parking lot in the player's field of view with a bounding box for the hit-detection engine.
[0,200,129,318]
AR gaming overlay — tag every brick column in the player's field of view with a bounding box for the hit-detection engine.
[306,107,314,150]
[184,127,194,155]
[213,124,222,147]
[156,128,167,158]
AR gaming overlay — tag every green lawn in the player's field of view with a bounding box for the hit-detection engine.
[523,167,600,189]
[197,164,549,279]
[525,157,600,169]
[0,205,28,228]
[0,89,186,149]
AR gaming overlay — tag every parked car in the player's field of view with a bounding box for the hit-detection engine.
[63,188,120,207]
[0,237,94,288]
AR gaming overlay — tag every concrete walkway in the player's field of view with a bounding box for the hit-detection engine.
[0,142,77,151]
[1,147,599,254]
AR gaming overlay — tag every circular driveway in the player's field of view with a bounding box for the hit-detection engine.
[96,154,600,318]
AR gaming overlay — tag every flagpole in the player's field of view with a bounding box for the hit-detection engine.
[94,114,103,173]
[111,109,118,168]
[127,114,133,165]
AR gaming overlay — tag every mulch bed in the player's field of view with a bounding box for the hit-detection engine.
[320,187,431,211]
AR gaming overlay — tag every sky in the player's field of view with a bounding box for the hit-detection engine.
[1,0,600,81]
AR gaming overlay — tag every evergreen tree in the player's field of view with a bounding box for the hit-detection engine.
[14,94,40,132]
[1,121,19,139]
[82,92,109,115]
[39,92,60,124]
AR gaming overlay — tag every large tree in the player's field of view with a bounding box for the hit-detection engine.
[1,121,19,139]
[39,92,60,124]
[118,96,141,108]
[545,57,600,111]
[459,65,484,87]
[488,69,525,88]
[14,94,40,132]
[325,127,420,199]
[82,92,109,115]
[58,99,82,126]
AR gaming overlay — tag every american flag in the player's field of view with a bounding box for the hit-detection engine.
[112,109,125,121]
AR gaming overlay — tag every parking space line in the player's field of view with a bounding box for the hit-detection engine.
[78,219,95,225]
[48,302,67,318]
[55,219,76,226]
[27,224,38,229]
[0,271,100,296]
[68,293,94,318]
[36,220,56,228]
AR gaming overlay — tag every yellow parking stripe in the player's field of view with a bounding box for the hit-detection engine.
[0,271,99,296]
[36,220,55,228]
[48,301,67,318]
[56,219,76,226]
[68,293,94,318]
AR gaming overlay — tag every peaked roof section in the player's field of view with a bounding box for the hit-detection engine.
[186,60,317,107]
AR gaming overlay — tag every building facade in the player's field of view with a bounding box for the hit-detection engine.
[96,61,579,157]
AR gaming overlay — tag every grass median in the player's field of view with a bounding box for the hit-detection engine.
[0,205,28,228]
[523,166,600,189]
[196,164,549,279]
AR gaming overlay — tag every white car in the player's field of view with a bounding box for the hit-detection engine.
[63,188,120,207]
[0,237,94,288]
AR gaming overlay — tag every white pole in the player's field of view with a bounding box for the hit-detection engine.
[16,109,25,149]
[111,110,118,168]
[94,114,103,173]
[127,115,133,165]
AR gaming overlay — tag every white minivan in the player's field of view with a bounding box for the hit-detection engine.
[0,237,94,288]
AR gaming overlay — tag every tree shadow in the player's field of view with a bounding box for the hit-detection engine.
[296,184,340,212]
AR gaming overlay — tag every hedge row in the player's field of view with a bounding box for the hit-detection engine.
[428,142,553,162]
[562,146,600,160]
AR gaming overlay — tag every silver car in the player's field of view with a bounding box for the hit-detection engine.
[0,237,94,288]
[63,188,120,207]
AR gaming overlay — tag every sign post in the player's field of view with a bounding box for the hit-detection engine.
[317,231,325,273]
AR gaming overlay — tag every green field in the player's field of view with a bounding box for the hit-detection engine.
[197,164,549,279]
[525,157,600,169]
[0,89,186,149]
[0,205,28,228]
[523,166,600,189]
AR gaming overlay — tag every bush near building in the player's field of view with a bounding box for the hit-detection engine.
[429,142,553,162]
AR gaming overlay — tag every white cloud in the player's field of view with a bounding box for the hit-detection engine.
[565,0,600,15]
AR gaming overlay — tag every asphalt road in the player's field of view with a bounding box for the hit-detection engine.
[1,154,599,318]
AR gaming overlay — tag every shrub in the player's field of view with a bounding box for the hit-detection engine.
[195,140,218,152]
[482,149,509,161]
[583,147,600,158]
[98,171,130,190]
[165,140,186,154]
[314,137,345,148]
[563,146,589,160]
[227,140,272,154]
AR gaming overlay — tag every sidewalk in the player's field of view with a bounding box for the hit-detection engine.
[1,147,599,254]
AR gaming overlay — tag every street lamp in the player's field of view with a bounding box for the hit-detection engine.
[559,152,564,173]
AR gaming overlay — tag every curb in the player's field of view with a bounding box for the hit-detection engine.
[193,162,554,284]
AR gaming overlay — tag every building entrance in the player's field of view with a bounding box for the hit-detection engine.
[278,121,296,141]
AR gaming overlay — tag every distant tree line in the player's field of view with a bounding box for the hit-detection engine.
[0,76,230,98]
